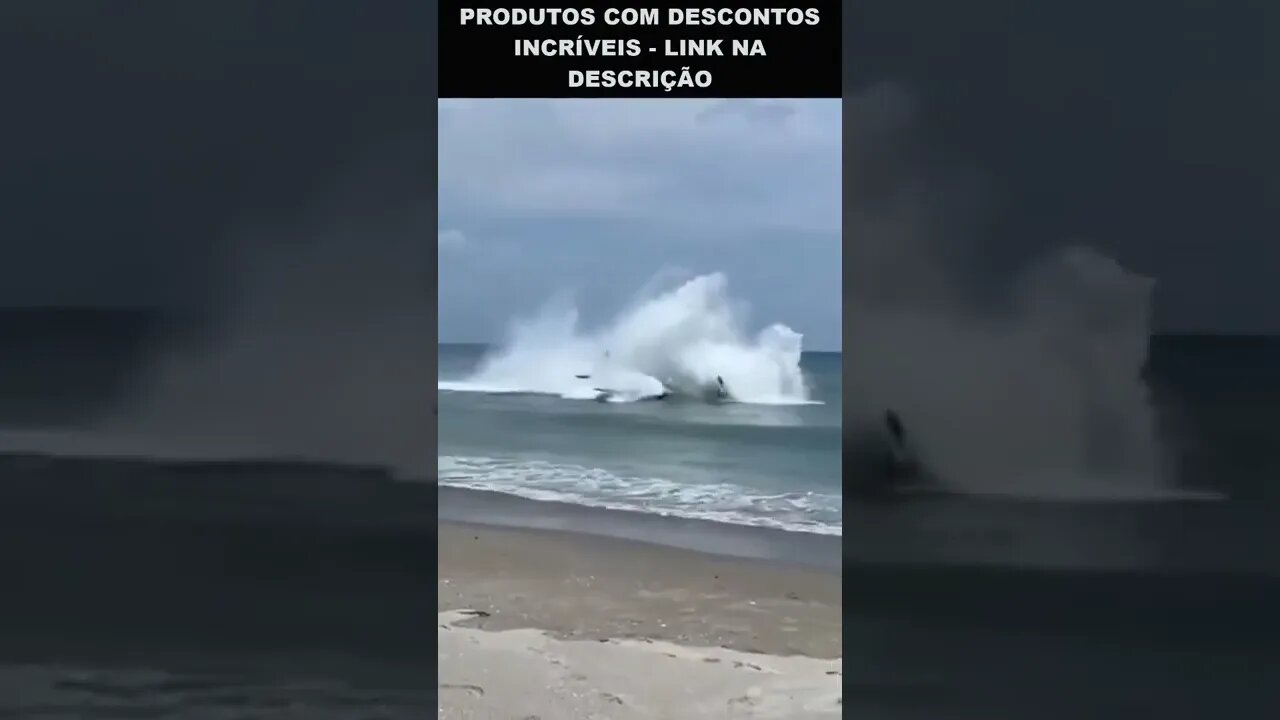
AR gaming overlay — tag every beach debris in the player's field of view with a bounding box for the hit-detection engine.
[438,683,484,697]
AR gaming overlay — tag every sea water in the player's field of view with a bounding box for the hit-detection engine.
[437,273,843,536]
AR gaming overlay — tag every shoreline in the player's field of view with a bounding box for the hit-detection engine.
[0,447,844,569]
[438,483,843,571]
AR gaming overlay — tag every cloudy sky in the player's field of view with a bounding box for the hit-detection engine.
[438,99,843,351]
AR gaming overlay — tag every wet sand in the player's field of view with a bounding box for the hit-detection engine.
[438,521,842,718]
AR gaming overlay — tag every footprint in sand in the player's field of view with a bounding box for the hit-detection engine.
[438,683,484,697]
[727,686,763,709]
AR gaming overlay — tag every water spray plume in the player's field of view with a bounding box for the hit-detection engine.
[440,273,817,406]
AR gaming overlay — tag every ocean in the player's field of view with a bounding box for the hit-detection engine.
[2,308,1278,717]
[439,333,1280,569]
[439,331,1280,717]
[439,344,842,536]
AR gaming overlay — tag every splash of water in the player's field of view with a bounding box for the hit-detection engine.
[836,81,1202,500]
[847,245,1176,497]
[440,273,816,406]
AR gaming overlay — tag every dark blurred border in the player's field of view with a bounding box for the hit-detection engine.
[840,1,1273,716]
[0,0,439,693]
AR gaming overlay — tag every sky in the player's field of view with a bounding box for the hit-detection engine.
[438,99,844,351]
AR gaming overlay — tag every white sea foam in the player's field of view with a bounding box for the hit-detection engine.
[438,272,818,406]
[438,455,843,536]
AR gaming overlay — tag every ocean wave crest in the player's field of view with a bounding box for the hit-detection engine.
[438,455,842,536]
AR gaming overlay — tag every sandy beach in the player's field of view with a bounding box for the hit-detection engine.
[438,521,842,718]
